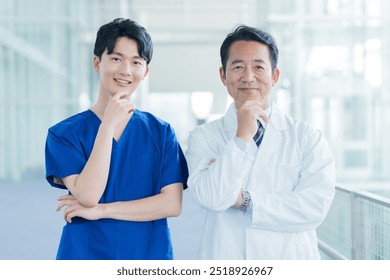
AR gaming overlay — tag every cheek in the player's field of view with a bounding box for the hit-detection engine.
[256,76,273,86]
[133,69,147,80]
[226,82,237,94]
[99,65,113,77]
[225,74,238,86]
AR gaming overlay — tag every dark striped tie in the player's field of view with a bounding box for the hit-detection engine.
[253,120,265,146]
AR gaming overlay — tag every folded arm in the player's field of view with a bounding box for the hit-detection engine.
[57,183,183,223]
[186,128,256,211]
[60,123,115,207]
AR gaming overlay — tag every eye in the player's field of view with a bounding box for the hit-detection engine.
[255,65,265,70]
[111,57,121,62]
[132,58,146,66]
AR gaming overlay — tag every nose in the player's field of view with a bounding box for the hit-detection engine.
[241,68,255,83]
[119,60,131,76]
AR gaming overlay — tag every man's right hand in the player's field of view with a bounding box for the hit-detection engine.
[102,91,135,129]
[235,101,269,143]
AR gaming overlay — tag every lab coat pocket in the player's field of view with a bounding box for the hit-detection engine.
[275,164,301,191]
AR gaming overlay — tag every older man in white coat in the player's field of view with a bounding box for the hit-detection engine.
[186,25,335,259]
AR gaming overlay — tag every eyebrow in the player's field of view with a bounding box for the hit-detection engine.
[230,59,266,65]
[111,51,143,61]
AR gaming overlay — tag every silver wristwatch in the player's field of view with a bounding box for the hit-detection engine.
[240,190,251,213]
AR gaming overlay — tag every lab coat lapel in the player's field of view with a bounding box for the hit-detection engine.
[222,103,238,139]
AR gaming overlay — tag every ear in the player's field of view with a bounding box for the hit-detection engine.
[272,67,280,86]
[93,56,100,73]
[142,66,150,80]
[219,67,227,86]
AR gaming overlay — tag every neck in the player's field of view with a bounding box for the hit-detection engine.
[90,91,111,120]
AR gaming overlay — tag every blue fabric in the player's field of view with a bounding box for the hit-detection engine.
[45,109,188,260]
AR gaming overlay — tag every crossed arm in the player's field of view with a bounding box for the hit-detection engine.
[56,183,183,223]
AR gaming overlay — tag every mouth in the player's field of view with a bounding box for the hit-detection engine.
[238,87,259,91]
[114,78,132,85]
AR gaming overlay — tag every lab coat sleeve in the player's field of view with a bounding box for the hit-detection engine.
[186,125,256,212]
[250,128,336,232]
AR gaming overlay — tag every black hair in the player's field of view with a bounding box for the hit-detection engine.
[220,25,279,72]
[93,18,153,64]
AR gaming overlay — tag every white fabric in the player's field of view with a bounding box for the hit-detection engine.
[186,103,335,259]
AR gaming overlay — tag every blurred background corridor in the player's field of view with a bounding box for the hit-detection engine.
[0,0,389,259]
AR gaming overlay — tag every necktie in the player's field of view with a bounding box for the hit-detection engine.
[253,120,264,146]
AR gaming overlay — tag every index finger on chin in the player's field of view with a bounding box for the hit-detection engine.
[112,91,131,100]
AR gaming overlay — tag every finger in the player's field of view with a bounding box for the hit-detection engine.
[128,104,135,114]
[241,100,261,109]
[64,206,77,223]
[117,102,134,114]
[57,204,71,212]
[64,211,72,223]
[57,194,75,201]
[66,211,74,223]
[56,200,75,211]
[118,102,134,114]
[253,105,269,124]
[56,202,65,212]
[66,207,80,223]
[64,208,70,222]
[258,112,269,124]
[57,195,68,201]
[112,91,131,100]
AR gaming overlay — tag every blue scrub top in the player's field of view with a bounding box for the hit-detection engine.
[45,109,188,260]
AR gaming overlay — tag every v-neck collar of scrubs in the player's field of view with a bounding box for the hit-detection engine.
[87,109,135,146]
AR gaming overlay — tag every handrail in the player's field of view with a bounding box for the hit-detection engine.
[336,185,390,207]
[318,185,390,260]
[317,239,348,260]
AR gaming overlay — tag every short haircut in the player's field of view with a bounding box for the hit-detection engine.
[93,18,153,64]
[220,25,279,72]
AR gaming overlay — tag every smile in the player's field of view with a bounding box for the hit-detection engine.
[114,78,131,85]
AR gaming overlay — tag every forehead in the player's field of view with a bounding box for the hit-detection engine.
[227,40,271,64]
[109,37,140,56]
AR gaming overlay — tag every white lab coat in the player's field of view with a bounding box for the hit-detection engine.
[186,103,335,259]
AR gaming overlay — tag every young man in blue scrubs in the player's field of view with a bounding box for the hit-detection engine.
[45,18,188,260]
